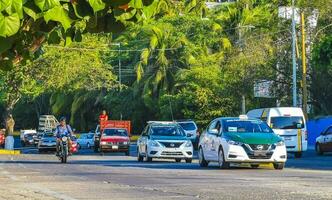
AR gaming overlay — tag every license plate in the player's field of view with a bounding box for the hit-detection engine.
[284,137,292,141]
[47,143,54,146]
[254,151,266,157]
[112,145,119,149]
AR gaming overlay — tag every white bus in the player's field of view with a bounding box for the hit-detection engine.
[247,107,307,158]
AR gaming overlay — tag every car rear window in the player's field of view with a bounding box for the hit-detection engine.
[223,120,273,133]
[270,117,304,129]
[103,129,128,137]
[150,126,185,136]
[178,122,196,131]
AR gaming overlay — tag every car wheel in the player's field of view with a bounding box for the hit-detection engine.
[137,148,143,162]
[145,147,152,162]
[251,164,259,169]
[185,158,192,163]
[218,146,230,169]
[77,143,81,150]
[125,149,130,156]
[175,158,181,163]
[198,147,208,167]
[315,143,324,155]
[294,152,302,158]
[273,163,284,170]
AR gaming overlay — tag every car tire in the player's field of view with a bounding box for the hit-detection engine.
[198,147,208,167]
[77,143,81,150]
[218,146,230,169]
[273,163,284,170]
[294,152,302,158]
[315,143,324,155]
[251,164,259,169]
[145,147,152,162]
[185,158,192,163]
[137,148,144,162]
[175,158,181,163]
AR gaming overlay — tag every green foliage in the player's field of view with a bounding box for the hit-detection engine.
[311,36,332,114]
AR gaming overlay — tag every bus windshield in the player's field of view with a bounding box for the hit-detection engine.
[270,116,304,129]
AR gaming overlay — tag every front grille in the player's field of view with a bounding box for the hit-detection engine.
[248,144,271,151]
[248,153,273,159]
[159,142,183,148]
[161,151,183,156]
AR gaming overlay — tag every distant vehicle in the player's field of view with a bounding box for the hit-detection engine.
[198,115,287,169]
[137,121,193,163]
[38,132,57,153]
[94,120,131,153]
[177,120,199,148]
[0,130,5,148]
[20,130,38,146]
[37,115,59,134]
[315,125,332,155]
[77,133,94,149]
[247,107,307,158]
[100,128,130,155]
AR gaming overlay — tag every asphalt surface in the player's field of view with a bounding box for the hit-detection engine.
[0,143,332,200]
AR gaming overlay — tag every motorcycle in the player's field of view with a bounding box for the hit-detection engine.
[57,135,69,163]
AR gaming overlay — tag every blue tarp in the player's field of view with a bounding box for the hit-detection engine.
[307,117,332,145]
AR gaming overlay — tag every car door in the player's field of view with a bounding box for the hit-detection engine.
[209,120,222,161]
[138,126,149,154]
[204,120,218,160]
[321,127,331,152]
[325,127,332,152]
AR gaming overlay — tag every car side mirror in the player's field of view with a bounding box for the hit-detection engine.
[210,129,219,135]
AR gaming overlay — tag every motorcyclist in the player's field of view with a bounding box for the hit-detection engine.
[55,117,73,156]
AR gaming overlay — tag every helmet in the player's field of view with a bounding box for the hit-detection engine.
[60,116,66,122]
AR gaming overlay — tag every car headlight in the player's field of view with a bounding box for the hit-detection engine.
[148,140,160,147]
[226,139,243,146]
[275,140,285,146]
[62,136,68,142]
[184,141,192,147]
[123,141,128,145]
[100,141,107,145]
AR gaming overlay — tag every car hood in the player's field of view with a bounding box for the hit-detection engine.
[223,132,281,144]
[150,135,188,141]
[41,137,56,142]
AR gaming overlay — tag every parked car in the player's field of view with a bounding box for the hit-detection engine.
[247,107,307,158]
[38,132,57,153]
[77,133,94,149]
[198,115,287,170]
[315,125,332,155]
[137,121,193,163]
[99,128,130,155]
[0,130,5,148]
[20,130,38,147]
[177,120,199,148]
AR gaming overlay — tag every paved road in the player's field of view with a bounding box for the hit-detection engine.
[0,146,332,200]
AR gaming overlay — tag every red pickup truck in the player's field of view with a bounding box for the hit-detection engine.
[99,120,131,156]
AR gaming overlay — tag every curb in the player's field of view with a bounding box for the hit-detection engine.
[0,149,21,155]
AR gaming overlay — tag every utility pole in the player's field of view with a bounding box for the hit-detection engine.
[301,12,308,119]
[110,42,122,120]
[291,0,297,107]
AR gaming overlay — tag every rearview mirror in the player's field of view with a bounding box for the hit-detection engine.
[210,129,219,135]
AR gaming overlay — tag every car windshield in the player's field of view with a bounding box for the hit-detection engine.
[270,116,304,129]
[150,125,185,136]
[178,122,196,131]
[223,120,273,133]
[103,129,128,137]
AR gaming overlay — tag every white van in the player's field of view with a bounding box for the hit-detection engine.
[247,107,307,158]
